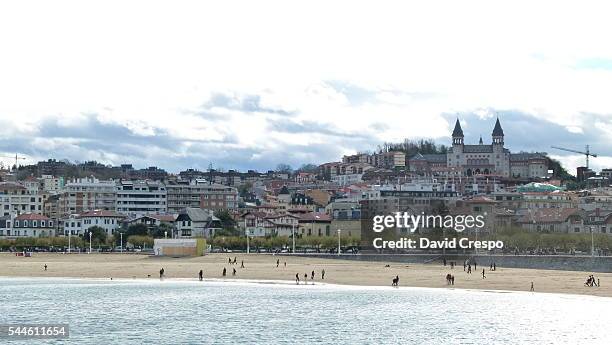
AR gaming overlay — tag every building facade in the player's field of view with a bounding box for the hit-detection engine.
[116,180,167,217]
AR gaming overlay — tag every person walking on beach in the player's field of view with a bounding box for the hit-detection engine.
[276,259,279,268]
[530,282,534,291]
[474,261,477,270]
[233,257,237,265]
[467,264,472,274]
[241,260,245,268]
[493,263,496,271]
[159,268,165,279]
[228,257,232,264]
[321,269,325,280]
[295,273,300,284]
[284,262,286,268]
[482,269,486,279]
[451,275,455,285]
[199,270,203,281]
[232,268,236,276]
[44,264,47,271]
[304,273,307,284]
[222,267,227,277]
[490,263,493,271]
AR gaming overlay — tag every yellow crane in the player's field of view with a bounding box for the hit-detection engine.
[551,145,598,169]
[0,153,27,170]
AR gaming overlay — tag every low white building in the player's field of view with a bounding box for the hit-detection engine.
[63,210,125,236]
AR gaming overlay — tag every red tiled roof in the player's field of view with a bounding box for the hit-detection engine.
[299,212,332,222]
[517,208,581,224]
[15,213,50,221]
[151,214,177,222]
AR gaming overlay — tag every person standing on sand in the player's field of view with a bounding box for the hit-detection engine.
[467,264,471,274]
[276,259,279,268]
[232,268,236,276]
[482,269,486,279]
[321,269,325,280]
[304,273,307,284]
[530,282,534,291]
[295,273,300,284]
[493,263,496,271]
[222,267,227,276]
[474,261,477,270]
[284,262,287,268]
[44,264,47,271]
[233,257,237,265]
[159,268,165,279]
[451,275,455,285]
[199,270,203,281]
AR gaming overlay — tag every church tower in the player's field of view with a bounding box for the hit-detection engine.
[452,119,464,146]
[492,117,504,145]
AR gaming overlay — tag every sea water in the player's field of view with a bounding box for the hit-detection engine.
[0,277,610,344]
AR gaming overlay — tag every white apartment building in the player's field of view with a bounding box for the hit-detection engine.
[63,210,125,236]
[0,182,44,217]
[41,175,65,192]
[59,177,117,216]
[116,180,167,217]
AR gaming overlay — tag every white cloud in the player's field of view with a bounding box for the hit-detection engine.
[0,0,611,171]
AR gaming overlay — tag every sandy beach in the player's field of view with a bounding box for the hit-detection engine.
[1,253,610,297]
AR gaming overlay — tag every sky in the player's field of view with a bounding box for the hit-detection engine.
[0,1,611,174]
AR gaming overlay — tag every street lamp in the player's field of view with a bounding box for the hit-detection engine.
[66,229,71,254]
[246,229,250,254]
[337,229,341,256]
[291,223,296,254]
[88,231,92,254]
[590,226,595,257]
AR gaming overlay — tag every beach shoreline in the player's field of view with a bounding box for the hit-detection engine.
[1,253,610,297]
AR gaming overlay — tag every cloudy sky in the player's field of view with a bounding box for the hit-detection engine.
[0,1,611,173]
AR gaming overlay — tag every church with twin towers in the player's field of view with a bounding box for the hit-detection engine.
[446,118,547,178]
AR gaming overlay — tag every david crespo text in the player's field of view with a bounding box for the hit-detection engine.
[372,237,504,250]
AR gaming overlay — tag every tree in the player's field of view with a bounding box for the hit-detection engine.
[126,223,148,237]
[296,164,318,173]
[275,163,293,174]
[85,226,108,244]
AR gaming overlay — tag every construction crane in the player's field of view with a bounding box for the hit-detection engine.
[0,153,26,170]
[551,145,598,169]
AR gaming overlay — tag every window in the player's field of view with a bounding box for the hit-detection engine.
[33,221,37,227]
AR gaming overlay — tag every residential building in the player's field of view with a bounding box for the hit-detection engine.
[63,210,125,236]
[0,182,44,216]
[12,213,55,237]
[59,177,117,215]
[175,208,222,238]
[116,180,167,217]
[166,180,238,213]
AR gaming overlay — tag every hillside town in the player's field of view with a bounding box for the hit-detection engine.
[0,118,611,253]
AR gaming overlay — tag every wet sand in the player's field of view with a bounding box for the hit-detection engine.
[1,253,610,297]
